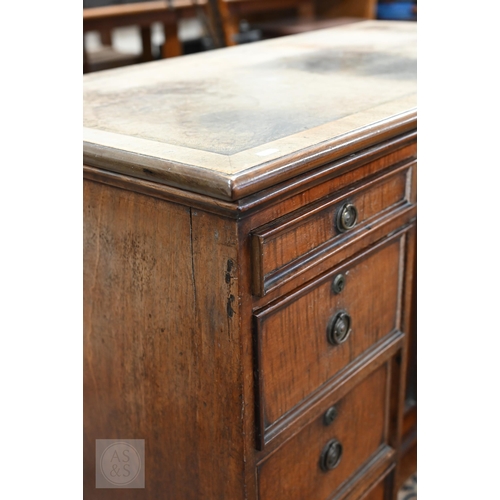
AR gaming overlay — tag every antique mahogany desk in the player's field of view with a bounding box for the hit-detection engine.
[83,20,417,499]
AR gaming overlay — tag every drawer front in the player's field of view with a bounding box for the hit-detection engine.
[251,163,412,296]
[360,479,386,500]
[257,363,392,500]
[254,233,403,429]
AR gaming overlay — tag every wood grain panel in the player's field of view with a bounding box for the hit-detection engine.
[258,364,390,500]
[258,330,404,453]
[255,235,402,427]
[338,462,394,500]
[360,477,387,500]
[83,180,244,499]
[251,164,410,295]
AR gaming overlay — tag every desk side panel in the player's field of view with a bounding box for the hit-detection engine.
[83,179,244,499]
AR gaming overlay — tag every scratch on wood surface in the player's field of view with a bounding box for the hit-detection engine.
[189,208,197,312]
[85,182,104,403]
[226,294,235,318]
[225,259,236,319]
[225,257,238,344]
[88,184,105,312]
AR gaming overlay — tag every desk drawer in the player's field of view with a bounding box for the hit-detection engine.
[361,479,387,500]
[257,363,392,500]
[254,233,403,429]
[251,163,412,296]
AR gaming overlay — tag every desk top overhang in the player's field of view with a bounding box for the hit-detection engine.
[83,20,417,201]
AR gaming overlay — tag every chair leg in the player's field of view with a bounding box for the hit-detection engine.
[298,0,315,20]
[100,29,113,46]
[162,22,182,58]
[83,45,90,74]
[217,1,239,46]
[141,26,153,61]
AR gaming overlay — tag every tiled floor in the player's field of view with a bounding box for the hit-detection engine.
[398,473,417,499]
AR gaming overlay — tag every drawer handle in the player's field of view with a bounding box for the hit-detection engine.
[337,203,358,232]
[320,439,343,471]
[332,273,346,294]
[323,406,338,426]
[327,311,352,345]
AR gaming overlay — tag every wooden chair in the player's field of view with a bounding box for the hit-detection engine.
[255,16,364,39]
[217,0,315,46]
[216,0,375,46]
[83,1,187,73]
[315,0,377,20]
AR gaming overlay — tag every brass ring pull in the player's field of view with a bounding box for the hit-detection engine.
[327,311,352,345]
[332,273,346,294]
[337,203,358,232]
[320,439,343,471]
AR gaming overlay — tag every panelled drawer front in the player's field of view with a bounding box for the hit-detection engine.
[251,163,412,296]
[360,479,387,500]
[254,234,403,429]
[258,364,391,500]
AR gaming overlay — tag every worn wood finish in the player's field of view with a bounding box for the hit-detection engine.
[251,162,411,295]
[83,21,416,200]
[83,180,244,499]
[250,208,415,303]
[84,154,416,498]
[83,135,416,221]
[256,329,404,452]
[83,22,416,499]
[238,134,416,216]
[255,235,403,428]
[83,164,239,218]
[258,363,391,500]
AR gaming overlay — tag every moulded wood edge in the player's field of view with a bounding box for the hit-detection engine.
[83,113,416,202]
